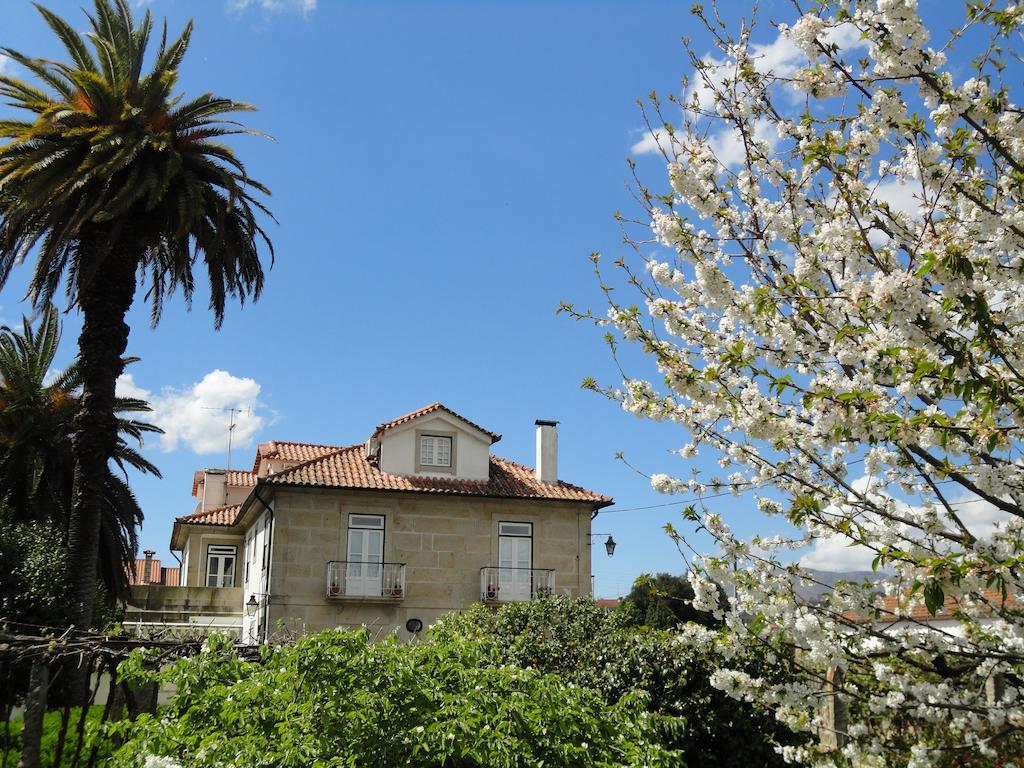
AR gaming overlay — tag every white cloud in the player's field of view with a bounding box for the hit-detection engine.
[632,23,869,155]
[631,117,780,164]
[872,179,923,218]
[709,118,780,167]
[630,127,671,156]
[117,369,266,457]
[801,532,876,571]
[943,490,1013,540]
[227,0,316,16]
[799,475,1016,571]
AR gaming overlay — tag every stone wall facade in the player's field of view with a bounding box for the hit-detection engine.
[263,488,594,638]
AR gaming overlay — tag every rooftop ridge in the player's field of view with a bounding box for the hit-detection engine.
[371,403,501,444]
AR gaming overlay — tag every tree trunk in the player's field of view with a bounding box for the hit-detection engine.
[17,660,47,768]
[67,239,137,635]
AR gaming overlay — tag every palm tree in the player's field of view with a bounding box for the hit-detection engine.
[0,305,162,603]
[0,1,272,628]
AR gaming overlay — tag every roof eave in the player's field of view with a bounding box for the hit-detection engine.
[263,476,611,508]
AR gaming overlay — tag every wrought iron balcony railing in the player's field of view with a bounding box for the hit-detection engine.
[479,566,555,602]
[326,561,406,600]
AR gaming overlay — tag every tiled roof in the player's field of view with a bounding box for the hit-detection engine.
[191,469,257,496]
[263,445,611,506]
[371,403,501,444]
[845,589,1016,624]
[131,558,162,585]
[176,504,242,527]
[129,560,180,586]
[253,440,343,472]
[227,470,256,487]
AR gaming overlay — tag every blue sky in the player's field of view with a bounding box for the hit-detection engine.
[0,0,954,597]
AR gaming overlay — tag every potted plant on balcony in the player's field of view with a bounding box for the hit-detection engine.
[485,583,498,600]
[329,581,342,596]
[390,580,403,598]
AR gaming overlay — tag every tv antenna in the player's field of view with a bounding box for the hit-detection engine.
[202,406,251,470]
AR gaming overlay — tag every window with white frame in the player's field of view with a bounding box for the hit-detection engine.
[206,545,237,588]
[419,435,452,467]
[346,514,385,596]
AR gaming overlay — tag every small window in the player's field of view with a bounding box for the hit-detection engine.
[419,435,452,467]
[350,514,385,529]
[499,522,533,537]
[206,545,237,588]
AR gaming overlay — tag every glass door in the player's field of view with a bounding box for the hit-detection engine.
[346,514,384,596]
[498,522,533,601]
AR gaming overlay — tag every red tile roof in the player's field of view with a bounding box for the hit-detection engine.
[176,504,242,527]
[263,445,611,506]
[253,440,343,472]
[131,558,162,585]
[129,560,181,586]
[227,470,256,487]
[371,403,502,444]
[845,589,1016,624]
[191,469,257,496]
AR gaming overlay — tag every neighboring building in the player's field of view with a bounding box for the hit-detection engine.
[129,550,180,586]
[147,403,612,643]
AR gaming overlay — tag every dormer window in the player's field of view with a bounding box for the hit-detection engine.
[420,435,451,466]
[416,431,456,473]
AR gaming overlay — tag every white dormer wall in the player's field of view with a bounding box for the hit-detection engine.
[195,469,252,510]
[378,413,491,480]
[201,470,227,512]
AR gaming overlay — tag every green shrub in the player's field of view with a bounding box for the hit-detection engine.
[111,630,680,768]
[0,706,113,767]
[434,597,805,768]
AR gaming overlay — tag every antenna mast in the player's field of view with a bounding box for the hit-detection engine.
[201,405,250,471]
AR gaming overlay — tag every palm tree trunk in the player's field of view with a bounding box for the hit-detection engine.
[67,244,137,633]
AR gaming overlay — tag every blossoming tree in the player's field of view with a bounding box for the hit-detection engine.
[565,1,1024,764]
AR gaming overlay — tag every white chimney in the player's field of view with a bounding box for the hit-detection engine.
[535,420,558,483]
[202,469,227,512]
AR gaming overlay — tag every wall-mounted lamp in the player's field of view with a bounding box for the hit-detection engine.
[245,593,266,617]
[587,533,617,557]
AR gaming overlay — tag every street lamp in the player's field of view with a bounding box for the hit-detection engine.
[587,533,616,557]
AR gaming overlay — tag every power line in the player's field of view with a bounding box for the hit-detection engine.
[598,489,746,515]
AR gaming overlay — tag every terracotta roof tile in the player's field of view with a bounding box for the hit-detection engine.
[226,470,256,487]
[129,560,180,586]
[371,403,501,444]
[263,445,611,506]
[176,504,242,527]
[191,469,257,496]
[130,558,162,585]
[844,589,1017,624]
[253,440,344,472]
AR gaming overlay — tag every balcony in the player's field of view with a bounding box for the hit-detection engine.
[326,561,406,601]
[479,567,555,603]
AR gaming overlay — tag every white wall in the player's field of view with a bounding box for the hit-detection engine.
[243,508,272,644]
[181,541,191,587]
[378,413,491,480]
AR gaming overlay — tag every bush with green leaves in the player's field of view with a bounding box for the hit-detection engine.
[110,629,679,768]
[620,572,719,630]
[433,597,804,768]
[0,706,112,767]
